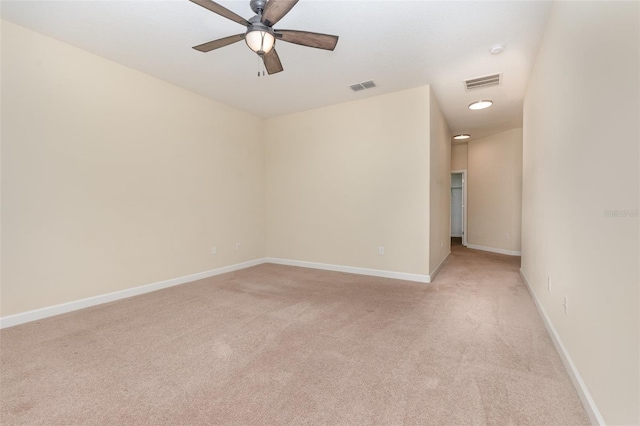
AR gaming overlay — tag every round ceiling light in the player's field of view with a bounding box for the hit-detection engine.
[453,134,470,140]
[245,28,275,55]
[468,100,493,110]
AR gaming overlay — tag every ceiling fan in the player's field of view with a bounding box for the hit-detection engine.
[189,0,339,75]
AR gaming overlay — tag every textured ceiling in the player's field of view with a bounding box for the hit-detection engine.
[1,0,552,141]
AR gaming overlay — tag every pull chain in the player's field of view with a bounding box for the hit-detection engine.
[257,55,266,77]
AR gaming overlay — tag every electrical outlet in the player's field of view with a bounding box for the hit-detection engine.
[211,246,217,255]
[235,243,240,251]
[378,246,385,255]
[505,232,510,240]
[547,277,551,293]
[440,239,443,248]
[563,296,568,315]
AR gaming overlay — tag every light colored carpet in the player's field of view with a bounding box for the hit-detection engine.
[1,244,589,425]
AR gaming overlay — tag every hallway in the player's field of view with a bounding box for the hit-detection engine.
[425,242,590,423]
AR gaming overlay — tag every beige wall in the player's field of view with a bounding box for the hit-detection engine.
[467,128,522,253]
[1,22,451,318]
[265,86,432,276]
[521,2,639,424]
[429,93,451,274]
[451,144,468,171]
[1,21,266,316]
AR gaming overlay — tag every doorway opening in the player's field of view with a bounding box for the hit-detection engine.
[451,170,467,246]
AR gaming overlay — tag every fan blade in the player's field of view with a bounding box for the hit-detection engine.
[276,30,339,51]
[263,49,284,75]
[189,0,249,26]
[261,0,299,27]
[193,34,245,52]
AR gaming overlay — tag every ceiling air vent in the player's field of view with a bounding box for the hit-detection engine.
[350,80,377,92]
[464,73,501,91]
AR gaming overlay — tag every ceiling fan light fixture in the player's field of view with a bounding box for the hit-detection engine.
[245,28,275,55]
[188,0,339,75]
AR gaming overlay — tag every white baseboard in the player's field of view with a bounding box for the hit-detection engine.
[0,258,267,329]
[1,257,429,328]
[1,257,431,329]
[266,257,431,284]
[519,269,604,426]
[466,243,521,256]
[429,252,450,281]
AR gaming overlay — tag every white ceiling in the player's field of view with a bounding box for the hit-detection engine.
[1,0,552,141]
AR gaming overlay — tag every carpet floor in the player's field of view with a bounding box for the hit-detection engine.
[1,244,589,425]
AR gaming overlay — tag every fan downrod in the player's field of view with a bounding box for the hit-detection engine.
[250,0,267,14]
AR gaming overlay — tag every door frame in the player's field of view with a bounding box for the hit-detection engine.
[451,170,468,246]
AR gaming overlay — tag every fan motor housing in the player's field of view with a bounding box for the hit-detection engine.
[247,16,274,34]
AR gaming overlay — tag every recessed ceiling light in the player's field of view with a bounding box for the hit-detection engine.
[453,134,470,140]
[490,44,505,55]
[468,100,493,110]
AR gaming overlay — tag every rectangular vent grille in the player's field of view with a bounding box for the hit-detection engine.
[464,73,501,91]
[350,80,377,92]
